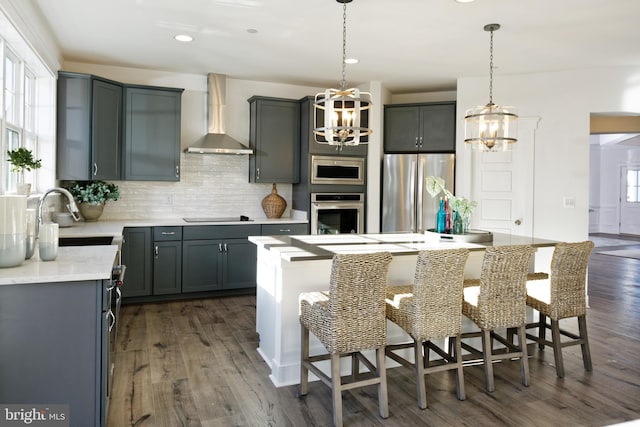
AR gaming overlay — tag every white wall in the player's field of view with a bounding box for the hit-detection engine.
[457,67,640,242]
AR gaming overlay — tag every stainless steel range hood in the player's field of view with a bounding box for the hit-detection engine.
[185,73,253,154]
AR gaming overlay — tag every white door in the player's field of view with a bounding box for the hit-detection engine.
[620,165,640,235]
[470,117,539,236]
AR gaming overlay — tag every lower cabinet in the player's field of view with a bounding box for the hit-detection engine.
[121,227,152,298]
[182,225,260,292]
[153,227,182,295]
[121,222,307,301]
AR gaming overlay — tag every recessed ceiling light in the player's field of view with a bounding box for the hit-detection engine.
[247,28,258,34]
[455,0,475,3]
[174,34,193,42]
[345,58,359,64]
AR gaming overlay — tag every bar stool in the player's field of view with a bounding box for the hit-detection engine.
[385,248,469,409]
[525,240,595,377]
[299,252,393,427]
[461,245,535,392]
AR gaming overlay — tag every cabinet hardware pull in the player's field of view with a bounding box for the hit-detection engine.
[175,165,179,178]
[161,231,175,235]
[280,229,291,232]
[154,245,158,257]
[218,243,223,252]
[93,163,98,176]
[224,243,228,252]
[256,168,260,180]
[415,137,419,147]
[514,219,522,225]
[419,136,423,147]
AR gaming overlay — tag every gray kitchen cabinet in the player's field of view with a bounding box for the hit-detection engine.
[153,227,182,295]
[182,224,260,292]
[384,102,456,153]
[248,96,300,183]
[123,85,183,181]
[261,222,309,235]
[0,278,114,427]
[56,72,122,180]
[299,96,368,156]
[121,227,152,298]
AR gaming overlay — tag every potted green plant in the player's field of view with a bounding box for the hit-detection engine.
[66,180,120,221]
[6,147,42,196]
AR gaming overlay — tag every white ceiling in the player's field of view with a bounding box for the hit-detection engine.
[32,0,640,93]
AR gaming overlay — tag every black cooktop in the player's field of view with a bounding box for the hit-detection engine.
[183,215,251,223]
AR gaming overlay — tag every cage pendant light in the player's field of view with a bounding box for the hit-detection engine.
[464,23,517,152]
[314,0,372,148]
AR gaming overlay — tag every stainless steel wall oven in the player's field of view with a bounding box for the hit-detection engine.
[310,155,365,185]
[311,193,364,234]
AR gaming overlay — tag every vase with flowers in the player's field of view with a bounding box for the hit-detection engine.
[425,175,477,233]
[66,180,119,221]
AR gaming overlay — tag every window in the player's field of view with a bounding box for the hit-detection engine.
[627,169,640,203]
[0,33,50,194]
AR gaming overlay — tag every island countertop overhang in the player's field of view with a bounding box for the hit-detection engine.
[248,232,558,262]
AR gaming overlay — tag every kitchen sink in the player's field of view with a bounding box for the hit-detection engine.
[58,236,114,246]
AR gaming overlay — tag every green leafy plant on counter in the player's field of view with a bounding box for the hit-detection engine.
[425,175,477,218]
[66,180,120,204]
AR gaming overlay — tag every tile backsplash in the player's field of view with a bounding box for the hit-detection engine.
[97,154,293,220]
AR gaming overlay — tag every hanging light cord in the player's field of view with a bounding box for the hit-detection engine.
[488,27,494,106]
[340,2,347,91]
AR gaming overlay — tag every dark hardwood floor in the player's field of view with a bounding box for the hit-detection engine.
[108,235,640,426]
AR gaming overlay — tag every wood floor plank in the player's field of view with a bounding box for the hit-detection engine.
[145,302,188,384]
[151,378,202,427]
[107,349,155,426]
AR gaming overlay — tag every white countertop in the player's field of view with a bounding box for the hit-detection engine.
[249,232,559,261]
[0,245,118,285]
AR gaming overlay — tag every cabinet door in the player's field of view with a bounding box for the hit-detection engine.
[182,240,223,292]
[222,238,257,289]
[56,73,92,180]
[249,97,300,183]
[153,241,182,295]
[384,106,421,152]
[92,79,122,180]
[124,86,182,181]
[121,227,152,298]
[419,103,456,152]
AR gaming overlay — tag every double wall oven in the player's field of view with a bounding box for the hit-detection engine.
[308,155,365,234]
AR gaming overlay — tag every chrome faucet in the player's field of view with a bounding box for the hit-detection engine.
[36,187,80,235]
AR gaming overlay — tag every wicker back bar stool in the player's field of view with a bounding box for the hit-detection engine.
[385,248,470,409]
[461,244,535,392]
[525,240,595,377]
[299,252,393,427]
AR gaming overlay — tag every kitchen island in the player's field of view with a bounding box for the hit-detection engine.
[249,232,559,387]
[0,245,118,427]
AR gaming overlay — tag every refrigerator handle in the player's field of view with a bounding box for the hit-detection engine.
[416,156,424,232]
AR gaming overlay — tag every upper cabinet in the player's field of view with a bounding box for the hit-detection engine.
[123,86,183,181]
[56,72,183,182]
[248,96,300,183]
[299,96,367,157]
[384,102,456,153]
[56,72,123,181]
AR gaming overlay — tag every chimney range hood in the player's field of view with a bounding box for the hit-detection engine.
[185,73,253,154]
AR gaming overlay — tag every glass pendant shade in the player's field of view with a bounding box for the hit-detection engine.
[314,87,372,146]
[464,102,517,151]
[464,23,517,152]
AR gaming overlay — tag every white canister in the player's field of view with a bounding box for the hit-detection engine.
[39,222,59,262]
[0,195,27,268]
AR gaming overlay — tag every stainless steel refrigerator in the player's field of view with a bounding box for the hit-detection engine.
[382,153,455,233]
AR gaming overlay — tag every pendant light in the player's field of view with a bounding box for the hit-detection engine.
[314,0,372,147]
[464,23,517,152]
